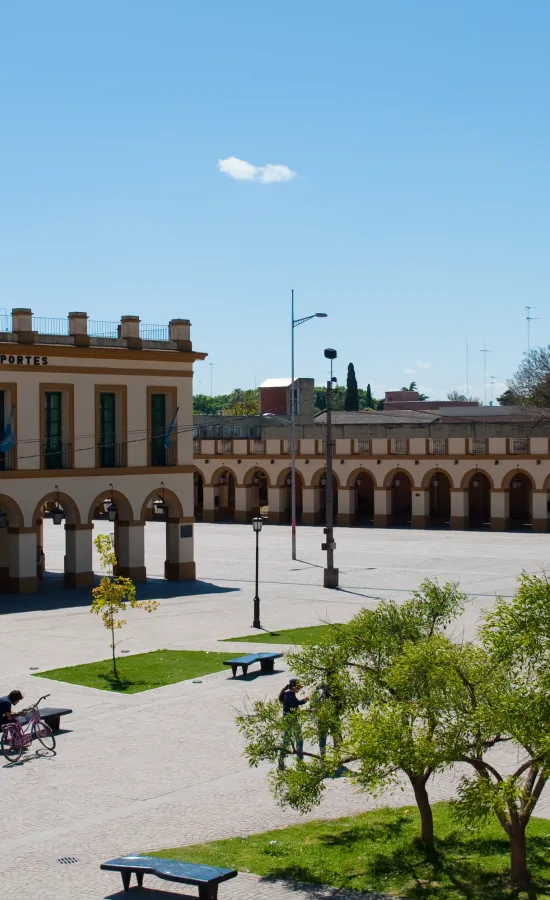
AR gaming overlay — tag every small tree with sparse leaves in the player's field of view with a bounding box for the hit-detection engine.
[91,534,159,677]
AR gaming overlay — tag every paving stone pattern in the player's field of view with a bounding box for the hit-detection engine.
[2,522,550,899]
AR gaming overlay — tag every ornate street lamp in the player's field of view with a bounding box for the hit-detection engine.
[107,483,117,523]
[155,481,169,518]
[252,515,263,628]
[0,510,7,528]
[52,485,64,526]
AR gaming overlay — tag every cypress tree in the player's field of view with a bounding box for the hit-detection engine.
[366,383,373,409]
[345,363,359,411]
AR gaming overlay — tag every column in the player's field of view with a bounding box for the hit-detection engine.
[7,526,38,593]
[64,524,94,588]
[36,517,45,579]
[165,519,196,581]
[411,489,429,529]
[0,526,9,589]
[490,490,508,532]
[532,491,548,533]
[116,522,146,582]
[450,490,468,530]
[302,486,321,525]
[337,488,355,527]
[267,486,287,524]
[234,486,253,524]
[373,488,390,528]
[202,484,216,523]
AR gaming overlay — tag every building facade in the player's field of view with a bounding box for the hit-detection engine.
[0,309,205,593]
[193,407,550,532]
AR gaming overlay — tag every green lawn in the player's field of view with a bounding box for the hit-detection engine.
[36,649,231,693]
[153,802,550,899]
[222,624,341,645]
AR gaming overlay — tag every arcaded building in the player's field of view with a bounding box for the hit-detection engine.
[0,309,205,592]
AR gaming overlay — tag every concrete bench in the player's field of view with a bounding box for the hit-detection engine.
[223,651,282,678]
[38,707,72,731]
[101,854,237,899]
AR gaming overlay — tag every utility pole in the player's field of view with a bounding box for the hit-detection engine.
[523,306,539,353]
[209,362,214,396]
[480,344,491,405]
[323,348,338,588]
[490,375,496,405]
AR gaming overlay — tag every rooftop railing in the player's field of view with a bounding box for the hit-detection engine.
[88,320,120,338]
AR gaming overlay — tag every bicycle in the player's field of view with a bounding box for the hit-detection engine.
[1,693,56,763]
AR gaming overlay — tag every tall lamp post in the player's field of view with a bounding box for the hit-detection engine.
[291,289,327,560]
[252,515,263,628]
[322,348,339,588]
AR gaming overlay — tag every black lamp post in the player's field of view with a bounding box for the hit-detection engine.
[322,348,339,588]
[252,515,263,628]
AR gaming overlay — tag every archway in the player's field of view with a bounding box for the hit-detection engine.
[244,467,269,517]
[508,473,532,529]
[468,472,491,529]
[211,468,236,521]
[87,488,137,580]
[277,468,304,524]
[354,471,374,525]
[194,471,204,521]
[140,487,188,580]
[33,490,82,586]
[316,471,339,525]
[0,496,24,591]
[429,471,451,527]
[390,471,411,526]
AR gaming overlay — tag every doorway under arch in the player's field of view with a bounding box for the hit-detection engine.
[278,469,303,524]
[429,471,451,527]
[508,473,532,529]
[317,472,339,525]
[215,470,236,521]
[468,472,491,529]
[194,472,204,520]
[33,489,82,587]
[354,471,374,525]
[390,471,412,526]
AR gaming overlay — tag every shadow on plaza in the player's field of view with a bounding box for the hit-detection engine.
[0,573,239,615]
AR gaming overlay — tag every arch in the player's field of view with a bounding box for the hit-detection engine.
[34,491,81,526]
[192,464,206,482]
[0,495,24,528]
[508,472,532,528]
[140,487,184,523]
[460,467,495,490]
[501,468,536,490]
[428,470,451,525]
[242,465,272,488]
[87,489,134,524]
[275,467,304,524]
[310,467,341,489]
[208,465,238,486]
[389,469,412,526]
[346,466,376,489]
[276,467,304,487]
[467,471,491,529]
[383,466,414,489]
[353,470,375,525]
[421,466,456,490]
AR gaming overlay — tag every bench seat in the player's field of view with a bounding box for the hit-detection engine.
[101,854,237,899]
[38,707,72,731]
[223,651,282,677]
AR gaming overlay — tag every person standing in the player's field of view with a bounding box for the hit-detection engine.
[278,678,309,771]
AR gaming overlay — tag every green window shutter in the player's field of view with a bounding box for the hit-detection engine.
[100,393,116,467]
[45,391,62,468]
[151,393,166,465]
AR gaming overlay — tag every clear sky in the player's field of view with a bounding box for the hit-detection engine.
[2,1,549,402]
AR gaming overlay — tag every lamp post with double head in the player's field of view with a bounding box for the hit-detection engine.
[322,348,339,588]
[252,515,263,628]
[291,289,327,560]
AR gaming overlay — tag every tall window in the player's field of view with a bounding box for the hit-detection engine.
[0,391,5,471]
[151,393,166,466]
[100,392,116,467]
[45,391,62,468]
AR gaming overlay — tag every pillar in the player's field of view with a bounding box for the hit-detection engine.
[115,522,146,582]
[0,526,9,589]
[302,486,321,525]
[64,524,94,588]
[411,489,429,529]
[36,518,45,579]
[373,488,390,528]
[268,486,287,524]
[7,526,39,593]
[234,486,254,524]
[165,518,196,581]
[202,484,216,523]
[532,491,548,533]
[337,488,355,527]
[490,490,508,531]
[450,490,468,530]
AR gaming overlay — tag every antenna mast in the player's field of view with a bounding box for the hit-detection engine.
[523,306,539,353]
[461,325,469,397]
[480,344,491,405]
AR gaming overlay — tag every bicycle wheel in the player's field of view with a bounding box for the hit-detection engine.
[32,719,56,751]
[2,726,22,763]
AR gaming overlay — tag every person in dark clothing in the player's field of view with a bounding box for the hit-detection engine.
[312,681,342,757]
[0,690,23,727]
[278,679,309,770]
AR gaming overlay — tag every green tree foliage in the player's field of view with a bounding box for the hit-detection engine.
[401,381,429,401]
[447,391,481,404]
[496,387,518,406]
[365,383,373,408]
[344,363,359,411]
[506,346,550,407]
[91,535,159,677]
[315,386,380,413]
[193,389,259,416]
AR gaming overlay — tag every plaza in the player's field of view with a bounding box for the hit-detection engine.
[1,521,550,899]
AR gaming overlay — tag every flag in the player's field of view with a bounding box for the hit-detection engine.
[0,406,15,452]
[164,407,179,449]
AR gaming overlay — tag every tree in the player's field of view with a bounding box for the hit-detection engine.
[400,381,429,401]
[237,579,467,853]
[91,534,159,677]
[496,387,518,406]
[344,363,359,411]
[365,383,373,409]
[447,391,481,404]
[506,346,550,407]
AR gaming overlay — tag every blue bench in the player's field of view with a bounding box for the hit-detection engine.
[223,651,283,678]
[101,855,237,899]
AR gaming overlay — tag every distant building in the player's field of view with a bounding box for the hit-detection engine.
[383,390,479,411]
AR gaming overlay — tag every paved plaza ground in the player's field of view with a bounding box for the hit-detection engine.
[2,521,550,900]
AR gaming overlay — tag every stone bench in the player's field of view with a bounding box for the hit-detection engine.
[223,651,282,678]
[38,707,72,731]
[101,855,237,899]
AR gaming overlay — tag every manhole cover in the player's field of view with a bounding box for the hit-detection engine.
[58,857,79,865]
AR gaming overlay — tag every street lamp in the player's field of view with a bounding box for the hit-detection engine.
[107,483,117,523]
[322,348,339,588]
[252,515,263,628]
[52,485,64,526]
[291,289,327,560]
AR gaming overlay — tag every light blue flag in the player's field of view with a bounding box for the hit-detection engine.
[164,407,179,449]
[0,406,15,452]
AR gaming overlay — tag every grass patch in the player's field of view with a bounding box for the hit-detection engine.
[153,801,550,898]
[222,624,340,645]
[36,649,231,693]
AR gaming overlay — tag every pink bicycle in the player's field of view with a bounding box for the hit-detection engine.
[1,693,56,763]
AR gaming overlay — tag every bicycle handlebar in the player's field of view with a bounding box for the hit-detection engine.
[31,694,51,707]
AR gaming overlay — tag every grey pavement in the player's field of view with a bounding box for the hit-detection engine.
[1,522,549,900]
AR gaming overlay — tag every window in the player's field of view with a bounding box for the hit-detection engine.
[151,393,166,466]
[429,439,446,455]
[99,393,116,467]
[391,439,408,455]
[471,439,487,455]
[510,438,528,455]
[45,391,62,468]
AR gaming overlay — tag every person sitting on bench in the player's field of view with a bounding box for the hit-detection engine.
[0,690,24,726]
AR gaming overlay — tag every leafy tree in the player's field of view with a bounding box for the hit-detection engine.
[365,383,373,408]
[447,391,481,404]
[344,363,359,411]
[506,346,550,407]
[91,534,159,677]
[237,579,467,853]
[400,381,429,401]
[496,387,518,406]
[193,389,259,416]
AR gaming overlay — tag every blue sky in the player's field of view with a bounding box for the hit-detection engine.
[2,2,549,402]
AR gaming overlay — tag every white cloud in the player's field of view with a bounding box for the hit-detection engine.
[218,156,297,184]
[404,367,417,375]
[417,360,432,370]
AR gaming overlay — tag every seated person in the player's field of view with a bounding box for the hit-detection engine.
[0,690,23,727]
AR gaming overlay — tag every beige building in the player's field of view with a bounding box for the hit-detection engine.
[0,309,205,593]
[193,406,550,532]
